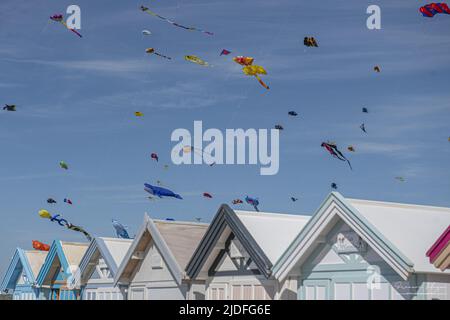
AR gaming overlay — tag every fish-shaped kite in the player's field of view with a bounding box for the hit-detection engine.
[144,183,183,199]
[3,104,16,111]
[203,192,213,199]
[112,219,131,239]
[321,142,352,170]
[245,196,260,212]
[32,240,50,251]
[185,55,210,66]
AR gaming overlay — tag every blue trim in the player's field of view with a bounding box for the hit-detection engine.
[36,240,71,286]
[0,248,36,292]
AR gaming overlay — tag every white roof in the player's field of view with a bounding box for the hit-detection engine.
[235,210,311,264]
[61,242,89,266]
[98,238,133,269]
[349,198,450,274]
[24,251,48,279]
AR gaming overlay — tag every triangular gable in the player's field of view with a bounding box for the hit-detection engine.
[186,205,273,280]
[0,248,36,291]
[273,192,415,281]
[35,240,72,286]
[79,237,132,284]
[114,214,188,286]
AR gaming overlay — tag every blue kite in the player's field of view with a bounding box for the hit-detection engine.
[112,219,131,239]
[144,183,183,199]
[245,196,260,212]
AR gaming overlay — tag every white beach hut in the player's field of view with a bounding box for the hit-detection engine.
[186,204,311,300]
[78,237,133,300]
[114,214,208,300]
[273,192,450,300]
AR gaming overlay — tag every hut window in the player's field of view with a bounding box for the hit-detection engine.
[150,253,163,269]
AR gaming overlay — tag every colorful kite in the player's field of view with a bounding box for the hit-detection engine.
[38,209,92,241]
[47,198,57,204]
[288,111,298,117]
[233,56,269,90]
[245,196,260,212]
[140,6,213,35]
[185,55,210,66]
[59,161,69,170]
[220,49,231,56]
[146,48,172,60]
[232,199,243,205]
[420,3,450,17]
[321,142,352,170]
[64,198,73,205]
[32,240,50,251]
[144,183,182,199]
[304,37,318,47]
[135,111,143,117]
[151,153,159,162]
[203,192,213,199]
[50,14,82,38]
[3,104,16,111]
[112,219,131,239]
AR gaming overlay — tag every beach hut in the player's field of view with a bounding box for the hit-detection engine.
[186,204,311,300]
[273,192,450,300]
[35,240,88,300]
[114,214,208,300]
[426,226,450,271]
[78,237,132,300]
[0,248,47,300]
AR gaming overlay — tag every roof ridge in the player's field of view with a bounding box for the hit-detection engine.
[348,198,450,212]
[235,210,311,219]
[153,219,209,227]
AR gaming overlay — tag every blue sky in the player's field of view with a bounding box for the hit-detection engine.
[0,0,449,276]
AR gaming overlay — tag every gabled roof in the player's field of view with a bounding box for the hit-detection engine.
[0,248,47,291]
[426,225,450,270]
[114,214,208,286]
[186,205,311,280]
[36,240,88,286]
[79,237,133,283]
[273,192,450,281]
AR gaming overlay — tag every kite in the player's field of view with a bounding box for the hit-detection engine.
[233,56,269,90]
[146,48,172,60]
[245,196,260,212]
[151,153,159,162]
[112,219,131,239]
[395,176,405,182]
[331,182,338,190]
[50,14,82,38]
[290,197,299,202]
[47,198,57,204]
[64,198,73,205]
[374,66,381,73]
[362,107,369,113]
[135,111,143,117]
[347,146,355,152]
[420,3,450,17]
[203,192,213,199]
[32,240,50,251]
[220,49,231,56]
[321,142,352,170]
[232,199,243,205]
[185,55,210,66]
[288,111,298,117]
[144,183,182,199]
[165,218,176,221]
[3,104,16,111]
[194,217,202,222]
[38,209,92,241]
[360,123,367,133]
[304,37,318,47]
[59,161,69,170]
[140,6,213,35]
[448,137,450,142]
[275,125,284,130]
[142,30,152,35]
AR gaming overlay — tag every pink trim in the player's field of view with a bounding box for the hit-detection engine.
[426,225,450,263]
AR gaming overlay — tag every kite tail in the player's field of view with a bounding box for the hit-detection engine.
[254,205,260,212]
[154,52,172,60]
[255,75,269,90]
[347,160,353,170]
[60,20,82,38]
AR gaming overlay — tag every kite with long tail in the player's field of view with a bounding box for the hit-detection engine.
[321,142,352,170]
[245,196,260,212]
[39,209,92,241]
[50,14,82,38]
[140,6,213,35]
